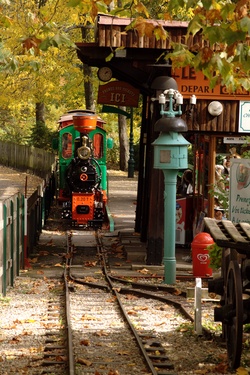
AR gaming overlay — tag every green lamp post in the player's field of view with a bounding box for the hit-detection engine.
[152,85,194,284]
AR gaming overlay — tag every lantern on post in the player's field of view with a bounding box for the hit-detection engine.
[151,77,196,284]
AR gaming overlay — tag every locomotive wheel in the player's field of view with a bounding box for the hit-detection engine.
[225,260,243,369]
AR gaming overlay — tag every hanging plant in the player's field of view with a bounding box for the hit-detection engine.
[208,172,229,213]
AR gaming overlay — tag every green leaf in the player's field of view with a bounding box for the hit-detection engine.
[187,15,203,36]
[202,0,213,11]
[39,37,52,51]
[239,77,250,91]
[167,0,185,13]
[39,34,76,51]
[29,61,40,71]
[0,14,11,28]
[67,0,82,7]
[220,3,235,21]
[235,43,248,62]
[203,26,222,45]
[240,17,250,34]
[223,28,246,45]
[166,46,195,68]
[105,51,114,62]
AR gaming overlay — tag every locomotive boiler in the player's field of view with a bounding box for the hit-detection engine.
[57,109,109,228]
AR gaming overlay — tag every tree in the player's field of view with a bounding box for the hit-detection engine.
[4,0,248,163]
[165,0,250,91]
[118,108,129,170]
[104,0,250,92]
[0,0,87,145]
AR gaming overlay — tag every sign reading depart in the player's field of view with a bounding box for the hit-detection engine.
[173,67,250,100]
[98,81,140,107]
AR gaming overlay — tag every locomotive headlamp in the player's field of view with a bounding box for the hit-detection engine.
[77,146,91,160]
[77,135,91,160]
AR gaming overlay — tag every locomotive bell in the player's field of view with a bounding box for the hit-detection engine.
[73,112,98,133]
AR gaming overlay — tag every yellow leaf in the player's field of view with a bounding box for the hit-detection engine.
[127,310,137,315]
[137,268,149,274]
[134,306,148,311]
[83,276,97,282]
[80,339,90,346]
[114,245,123,253]
[94,331,109,337]
[134,2,149,18]
[117,350,130,355]
[236,367,249,375]
[173,288,183,295]
[39,250,49,256]
[84,260,97,267]
[29,257,38,263]
[77,357,92,366]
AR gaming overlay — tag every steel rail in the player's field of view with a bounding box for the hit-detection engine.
[95,231,159,375]
[64,231,75,375]
[67,230,194,375]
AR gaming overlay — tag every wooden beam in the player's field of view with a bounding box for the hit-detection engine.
[208,136,216,218]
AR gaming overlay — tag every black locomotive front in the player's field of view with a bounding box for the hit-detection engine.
[66,159,99,193]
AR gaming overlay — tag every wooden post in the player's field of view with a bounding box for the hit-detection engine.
[208,136,216,218]
[194,278,202,335]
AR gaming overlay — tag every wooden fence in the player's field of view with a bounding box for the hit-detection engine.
[0,142,56,295]
[0,141,55,177]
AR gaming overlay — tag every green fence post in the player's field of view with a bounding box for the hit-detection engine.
[16,196,20,276]
[21,195,25,269]
[10,200,14,286]
[3,204,7,296]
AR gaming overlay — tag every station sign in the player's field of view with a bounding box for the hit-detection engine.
[230,159,250,224]
[223,136,247,144]
[239,101,250,133]
[97,81,140,107]
[173,67,250,100]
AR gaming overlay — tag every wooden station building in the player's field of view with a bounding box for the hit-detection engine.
[76,14,250,264]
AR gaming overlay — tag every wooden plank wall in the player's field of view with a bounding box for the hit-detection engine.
[98,24,201,49]
[185,100,238,133]
[96,16,241,135]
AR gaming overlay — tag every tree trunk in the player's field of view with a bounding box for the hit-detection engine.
[36,102,45,124]
[83,64,95,110]
[32,102,47,148]
[118,107,129,171]
[116,2,128,171]
[81,27,95,110]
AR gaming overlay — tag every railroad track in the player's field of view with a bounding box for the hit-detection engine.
[43,229,206,375]
[0,225,225,375]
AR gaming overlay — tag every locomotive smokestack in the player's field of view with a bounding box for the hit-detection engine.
[73,112,97,133]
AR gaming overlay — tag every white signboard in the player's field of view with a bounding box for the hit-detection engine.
[223,136,247,144]
[230,159,250,223]
[239,101,250,133]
